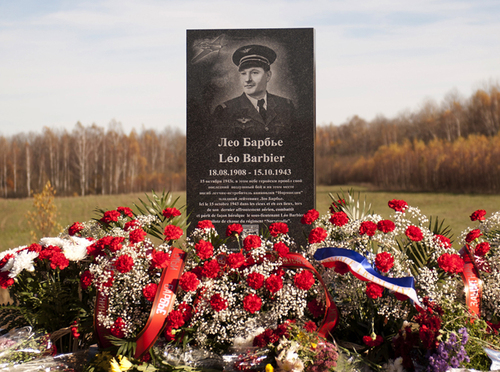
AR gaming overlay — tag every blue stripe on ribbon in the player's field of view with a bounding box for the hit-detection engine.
[314,247,420,305]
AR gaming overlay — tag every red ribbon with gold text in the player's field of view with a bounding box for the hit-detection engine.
[134,247,186,359]
[94,290,113,349]
[281,252,338,338]
[460,245,483,320]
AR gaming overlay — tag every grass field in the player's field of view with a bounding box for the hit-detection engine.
[1,186,499,252]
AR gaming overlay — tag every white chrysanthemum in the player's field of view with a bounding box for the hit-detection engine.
[62,237,91,261]
[40,237,66,247]
[9,250,38,278]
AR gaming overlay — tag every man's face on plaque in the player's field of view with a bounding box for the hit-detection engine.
[239,67,271,99]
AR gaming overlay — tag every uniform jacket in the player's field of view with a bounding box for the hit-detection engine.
[212,92,295,137]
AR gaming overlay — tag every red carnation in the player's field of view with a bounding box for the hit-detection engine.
[0,272,14,289]
[377,220,395,233]
[388,199,408,212]
[330,211,349,227]
[117,206,133,218]
[210,293,228,312]
[143,283,158,301]
[38,245,61,260]
[180,271,200,292]
[27,243,42,253]
[129,228,147,244]
[108,237,125,253]
[465,229,482,243]
[226,223,243,237]
[197,220,214,229]
[332,261,350,275]
[437,253,464,274]
[124,220,140,231]
[304,321,317,332]
[68,222,84,236]
[177,302,193,322]
[294,270,315,290]
[265,274,283,293]
[363,334,384,347]
[406,225,423,242]
[101,210,121,223]
[226,252,246,269]
[366,282,384,299]
[308,227,327,244]
[273,242,289,257]
[195,240,214,260]
[166,310,185,328]
[269,222,289,237]
[0,254,14,270]
[162,207,181,219]
[307,299,324,318]
[375,252,394,273]
[49,252,69,270]
[470,209,486,221]
[475,242,490,256]
[151,250,170,269]
[164,225,183,241]
[247,272,265,290]
[434,234,452,249]
[359,221,377,236]
[202,259,220,278]
[115,254,134,273]
[110,317,125,338]
[80,270,93,290]
[243,293,262,314]
[243,235,262,251]
[301,209,319,225]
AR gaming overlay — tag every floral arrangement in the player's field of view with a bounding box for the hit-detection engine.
[2,190,500,372]
[302,193,500,371]
[164,219,330,355]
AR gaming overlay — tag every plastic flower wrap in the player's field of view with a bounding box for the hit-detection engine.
[166,221,326,354]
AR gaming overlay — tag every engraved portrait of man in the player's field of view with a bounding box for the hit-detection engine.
[212,44,296,137]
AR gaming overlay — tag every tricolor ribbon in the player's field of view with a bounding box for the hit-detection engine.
[314,247,422,308]
[281,252,338,338]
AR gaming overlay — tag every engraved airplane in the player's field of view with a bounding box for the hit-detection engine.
[191,34,226,64]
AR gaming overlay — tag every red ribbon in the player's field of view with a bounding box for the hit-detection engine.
[281,252,338,338]
[134,247,186,359]
[94,291,113,349]
[460,245,482,320]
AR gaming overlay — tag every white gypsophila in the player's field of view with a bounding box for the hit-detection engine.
[481,266,500,320]
[90,241,160,338]
[8,250,38,278]
[135,214,160,228]
[73,220,107,240]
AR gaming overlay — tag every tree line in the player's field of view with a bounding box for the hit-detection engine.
[2,83,499,198]
[316,84,500,193]
[0,121,186,198]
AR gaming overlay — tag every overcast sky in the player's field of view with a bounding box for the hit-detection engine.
[1,0,499,136]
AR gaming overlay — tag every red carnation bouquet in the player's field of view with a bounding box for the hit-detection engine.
[69,192,187,345]
[165,221,326,353]
[302,192,466,367]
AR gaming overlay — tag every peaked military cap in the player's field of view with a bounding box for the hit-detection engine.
[232,45,277,71]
